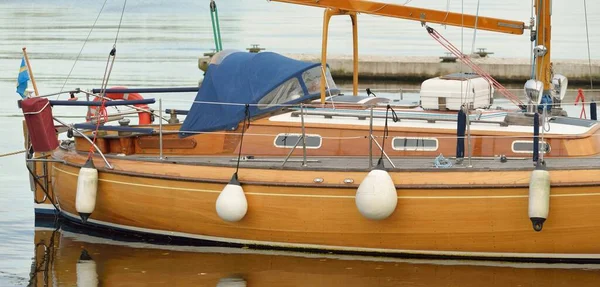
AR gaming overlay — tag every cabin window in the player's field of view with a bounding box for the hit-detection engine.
[302,66,338,95]
[258,77,304,110]
[512,141,551,154]
[274,133,322,149]
[391,137,438,151]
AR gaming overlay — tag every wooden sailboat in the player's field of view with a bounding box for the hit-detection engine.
[21,0,600,262]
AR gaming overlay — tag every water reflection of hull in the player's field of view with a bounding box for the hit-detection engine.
[31,222,600,287]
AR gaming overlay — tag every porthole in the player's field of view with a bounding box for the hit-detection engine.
[511,140,551,154]
[274,133,322,149]
[391,137,438,151]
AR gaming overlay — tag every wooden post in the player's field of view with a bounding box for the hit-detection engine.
[22,47,39,97]
[350,12,358,96]
[534,0,552,92]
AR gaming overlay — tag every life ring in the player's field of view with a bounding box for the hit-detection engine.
[87,86,152,125]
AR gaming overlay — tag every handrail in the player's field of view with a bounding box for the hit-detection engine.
[52,117,114,169]
[290,110,509,126]
[49,99,155,106]
[72,124,154,134]
[91,87,199,94]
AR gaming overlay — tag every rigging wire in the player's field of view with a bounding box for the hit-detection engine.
[426,26,526,109]
[583,0,594,90]
[88,0,128,159]
[58,0,109,97]
[114,0,128,47]
[442,0,451,26]
[470,0,480,55]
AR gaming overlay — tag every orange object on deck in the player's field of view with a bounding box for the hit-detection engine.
[575,88,587,119]
[87,86,152,125]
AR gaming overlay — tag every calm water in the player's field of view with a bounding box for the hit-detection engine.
[1,0,600,285]
[26,220,600,287]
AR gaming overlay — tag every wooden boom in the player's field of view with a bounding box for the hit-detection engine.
[271,0,525,35]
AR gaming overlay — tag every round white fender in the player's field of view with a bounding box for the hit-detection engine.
[76,158,98,224]
[355,161,397,220]
[76,249,98,287]
[528,164,551,231]
[216,173,248,222]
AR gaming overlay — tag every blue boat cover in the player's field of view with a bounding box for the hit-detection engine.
[179,52,320,137]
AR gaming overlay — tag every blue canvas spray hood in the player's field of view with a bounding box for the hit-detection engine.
[179,51,322,137]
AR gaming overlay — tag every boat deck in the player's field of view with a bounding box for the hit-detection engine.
[117,153,600,172]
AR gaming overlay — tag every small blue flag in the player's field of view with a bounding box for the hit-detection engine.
[16,57,30,98]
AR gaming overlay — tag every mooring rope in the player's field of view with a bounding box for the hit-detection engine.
[0,150,26,158]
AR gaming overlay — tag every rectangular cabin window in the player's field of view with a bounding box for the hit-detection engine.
[391,137,438,151]
[512,141,551,154]
[274,133,322,149]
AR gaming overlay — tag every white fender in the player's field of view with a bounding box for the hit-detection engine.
[216,173,248,222]
[76,250,98,287]
[528,165,551,231]
[355,161,397,220]
[217,277,247,287]
[76,159,98,223]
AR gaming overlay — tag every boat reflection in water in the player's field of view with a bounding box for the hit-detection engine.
[30,219,600,287]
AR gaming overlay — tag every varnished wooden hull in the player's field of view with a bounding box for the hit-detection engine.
[43,149,600,262]
[31,225,600,287]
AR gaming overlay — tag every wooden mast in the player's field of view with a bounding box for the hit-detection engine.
[534,0,552,92]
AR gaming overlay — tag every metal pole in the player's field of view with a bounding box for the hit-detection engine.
[159,98,163,160]
[370,135,396,168]
[321,65,335,109]
[465,106,472,167]
[300,104,307,166]
[369,105,373,167]
[52,117,113,169]
[86,92,90,120]
[281,136,304,167]
[540,107,546,163]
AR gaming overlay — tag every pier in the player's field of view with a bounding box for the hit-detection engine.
[287,54,600,84]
